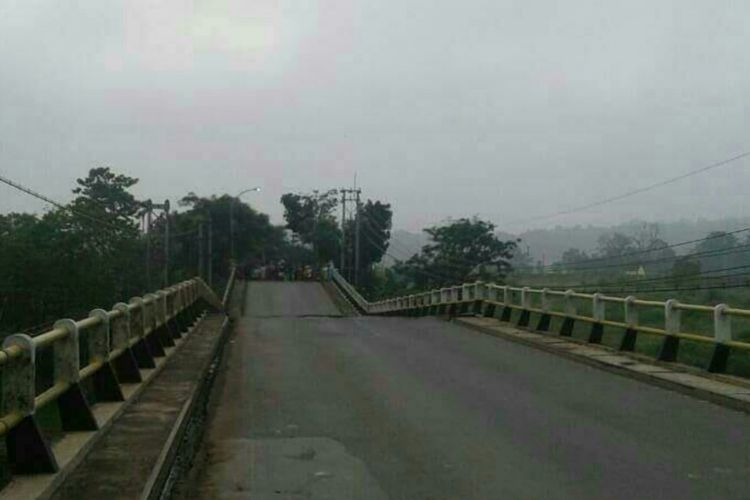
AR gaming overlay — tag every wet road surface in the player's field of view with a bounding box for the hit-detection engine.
[191,281,750,499]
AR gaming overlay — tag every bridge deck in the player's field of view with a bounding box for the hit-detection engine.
[189,281,750,499]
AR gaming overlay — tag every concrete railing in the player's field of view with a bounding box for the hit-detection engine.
[340,276,750,376]
[0,277,222,475]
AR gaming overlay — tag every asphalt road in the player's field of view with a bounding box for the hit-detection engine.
[191,281,750,499]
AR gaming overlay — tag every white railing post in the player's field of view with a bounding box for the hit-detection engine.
[619,296,639,351]
[88,309,125,401]
[710,303,732,373]
[113,303,132,350]
[588,293,606,343]
[521,287,531,310]
[54,318,98,430]
[624,296,638,328]
[2,334,36,421]
[2,333,58,472]
[714,304,731,342]
[665,299,681,335]
[88,309,111,365]
[564,290,576,316]
[659,299,681,361]
[53,319,81,388]
[541,288,550,313]
[592,293,605,322]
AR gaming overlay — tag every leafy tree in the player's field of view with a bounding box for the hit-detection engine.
[672,257,701,287]
[0,168,148,333]
[280,190,341,263]
[561,248,590,267]
[693,231,739,271]
[398,217,516,289]
[596,232,636,259]
[0,168,286,334]
[640,238,676,275]
[343,200,393,288]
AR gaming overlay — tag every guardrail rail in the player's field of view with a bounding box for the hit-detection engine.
[0,277,222,476]
[331,271,750,377]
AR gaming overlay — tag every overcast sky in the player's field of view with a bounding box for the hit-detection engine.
[1,1,748,233]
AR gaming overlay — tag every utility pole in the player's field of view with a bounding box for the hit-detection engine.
[145,199,170,288]
[207,212,213,289]
[354,190,361,287]
[163,200,171,287]
[340,191,347,275]
[198,222,205,279]
[339,188,362,283]
[145,208,152,290]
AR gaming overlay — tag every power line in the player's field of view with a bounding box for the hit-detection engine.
[515,226,750,273]
[365,209,499,271]
[0,173,128,230]
[553,263,750,292]
[505,150,750,226]
[359,223,460,283]
[571,282,750,296]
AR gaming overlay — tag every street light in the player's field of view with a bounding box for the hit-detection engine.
[230,187,261,262]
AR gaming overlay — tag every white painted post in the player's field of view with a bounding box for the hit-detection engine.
[2,334,36,418]
[112,303,132,349]
[503,286,510,306]
[521,287,532,310]
[714,304,731,342]
[563,290,576,316]
[53,319,81,387]
[592,293,605,322]
[88,309,111,364]
[624,296,638,328]
[665,299,681,335]
[541,288,550,312]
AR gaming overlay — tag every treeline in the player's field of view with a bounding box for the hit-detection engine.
[512,223,750,292]
[0,168,294,334]
[278,188,522,300]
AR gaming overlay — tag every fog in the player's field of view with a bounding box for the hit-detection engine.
[1,1,748,232]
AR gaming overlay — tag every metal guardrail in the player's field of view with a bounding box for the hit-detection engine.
[340,276,750,375]
[329,267,370,314]
[0,277,222,475]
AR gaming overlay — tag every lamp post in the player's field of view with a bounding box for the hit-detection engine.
[230,187,261,263]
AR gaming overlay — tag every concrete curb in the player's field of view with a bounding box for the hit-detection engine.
[0,313,210,500]
[453,316,750,415]
[140,316,232,500]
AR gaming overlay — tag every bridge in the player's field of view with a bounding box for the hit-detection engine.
[0,268,749,499]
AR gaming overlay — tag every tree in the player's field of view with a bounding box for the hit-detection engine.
[560,248,590,267]
[280,190,341,263]
[398,217,517,289]
[597,232,636,259]
[672,257,701,288]
[345,200,393,289]
[169,193,280,280]
[692,231,739,272]
[639,238,676,275]
[0,168,148,333]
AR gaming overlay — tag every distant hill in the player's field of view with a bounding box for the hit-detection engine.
[384,217,750,266]
[382,229,430,265]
